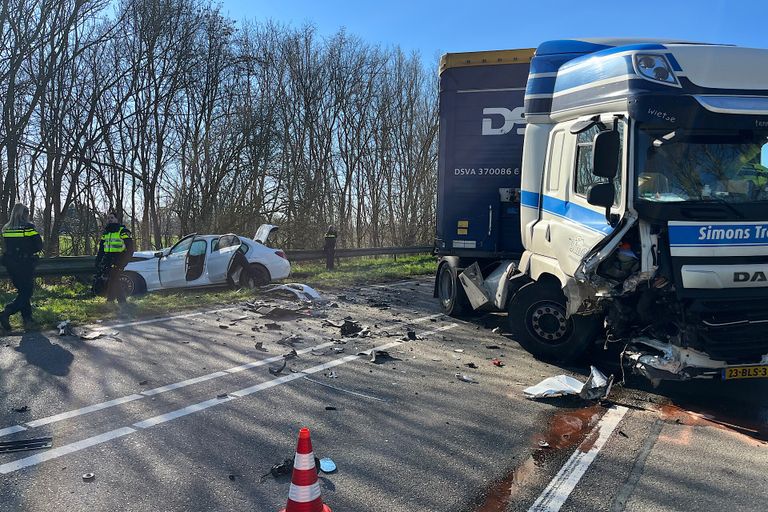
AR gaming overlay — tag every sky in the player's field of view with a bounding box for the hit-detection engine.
[217,0,768,63]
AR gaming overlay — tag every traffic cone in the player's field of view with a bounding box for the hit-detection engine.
[280,428,332,512]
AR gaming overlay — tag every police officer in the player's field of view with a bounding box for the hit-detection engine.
[324,225,337,271]
[95,210,134,304]
[0,203,43,330]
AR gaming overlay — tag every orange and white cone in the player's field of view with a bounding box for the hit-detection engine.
[280,428,332,512]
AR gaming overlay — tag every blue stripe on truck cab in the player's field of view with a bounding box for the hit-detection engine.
[520,191,614,235]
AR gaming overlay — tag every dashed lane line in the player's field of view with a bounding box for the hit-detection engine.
[0,324,458,474]
[0,313,445,438]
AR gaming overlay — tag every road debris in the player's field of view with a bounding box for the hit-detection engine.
[260,459,293,481]
[218,325,230,329]
[523,366,613,400]
[325,406,337,411]
[262,283,324,302]
[254,342,267,351]
[491,358,504,367]
[283,349,299,360]
[538,440,550,448]
[57,320,74,336]
[82,473,95,482]
[216,393,229,399]
[0,437,53,453]
[319,458,337,473]
[264,323,282,330]
[12,405,29,413]
[325,371,338,379]
[454,349,464,353]
[485,345,500,349]
[407,330,417,340]
[277,334,303,347]
[464,362,478,369]
[456,373,478,383]
[138,380,148,386]
[80,331,105,340]
[269,360,287,376]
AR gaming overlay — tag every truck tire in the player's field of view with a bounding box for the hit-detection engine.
[506,281,599,363]
[437,262,471,317]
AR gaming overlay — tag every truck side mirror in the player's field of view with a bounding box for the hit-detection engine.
[592,130,620,179]
[587,182,617,226]
[154,251,164,258]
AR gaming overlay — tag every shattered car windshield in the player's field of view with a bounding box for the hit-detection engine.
[635,128,768,203]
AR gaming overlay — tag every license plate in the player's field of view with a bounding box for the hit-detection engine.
[722,365,768,380]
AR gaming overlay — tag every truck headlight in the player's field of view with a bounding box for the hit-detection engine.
[634,54,678,86]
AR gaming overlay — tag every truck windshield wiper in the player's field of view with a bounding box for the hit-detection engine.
[690,198,745,219]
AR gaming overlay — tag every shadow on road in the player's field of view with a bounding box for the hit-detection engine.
[14,331,74,376]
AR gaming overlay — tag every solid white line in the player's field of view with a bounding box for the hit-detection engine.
[26,395,145,428]
[528,406,629,512]
[141,372,230,396]
[0,427,136,474]
[0,425,26,436]
[369,280,418,289]
[0,324,457,474]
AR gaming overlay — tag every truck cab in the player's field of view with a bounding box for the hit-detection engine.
[435,39,768,381]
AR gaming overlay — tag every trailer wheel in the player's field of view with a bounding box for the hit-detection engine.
[437,262,471,316]
[506,281,599,363]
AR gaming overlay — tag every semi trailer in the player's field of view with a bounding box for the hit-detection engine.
[434,39,768,381]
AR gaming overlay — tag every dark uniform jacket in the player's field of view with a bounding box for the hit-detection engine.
[1,222,43,267]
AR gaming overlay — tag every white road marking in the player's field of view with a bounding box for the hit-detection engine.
[0,324,457,474]
[0,315,444,438]
[26,395,145,428]
[0,425,26,436]
[528,406,629,512]
[0,427,136,474]
[369,280,419,289]
[93,306,239,332]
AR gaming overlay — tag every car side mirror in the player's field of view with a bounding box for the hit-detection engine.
[592,130,620,179]
[154,251,163,258]
[587,182,617,227]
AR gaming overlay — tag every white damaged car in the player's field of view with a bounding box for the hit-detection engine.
[120,225,290,295]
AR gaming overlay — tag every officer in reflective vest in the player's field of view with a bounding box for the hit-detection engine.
[95,210,134,304]
[0,203,43,330]
[324,225,337,270]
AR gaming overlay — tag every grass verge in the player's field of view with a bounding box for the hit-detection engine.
[0,254,436,329]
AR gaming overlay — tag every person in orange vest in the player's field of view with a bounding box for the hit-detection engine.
[0,203,43,330]
[95,210,134,305]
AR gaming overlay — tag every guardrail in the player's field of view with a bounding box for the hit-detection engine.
[0,246,433,278]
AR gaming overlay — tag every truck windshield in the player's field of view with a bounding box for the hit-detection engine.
[635,128,768,203]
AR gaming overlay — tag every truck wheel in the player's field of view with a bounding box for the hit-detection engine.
[437,262,471,316]
[506,281,599,362]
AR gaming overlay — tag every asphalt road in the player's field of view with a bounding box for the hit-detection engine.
[1,277,767,511]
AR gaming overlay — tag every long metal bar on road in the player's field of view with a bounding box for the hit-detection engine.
[0,246,433,278]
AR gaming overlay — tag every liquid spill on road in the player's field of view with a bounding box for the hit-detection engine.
[475,455,539,512]
[657,404,768,444]
[474,404,605,511]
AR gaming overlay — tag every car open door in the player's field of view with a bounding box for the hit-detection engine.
[158,234,196,288]
[207,234,242,283]
[254,224,279,245]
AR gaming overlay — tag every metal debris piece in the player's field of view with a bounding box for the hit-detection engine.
[538,440,550,448]
[331,347,344,354]
[326,371,338,379]
[339,320,363,337]
[12,405,29,413]
[283,349,299,360]
[0,437,52,453]
[80,331,103,340]
[455,373,478,383]
[269,359,287,376]
[523,366,613,400]
[407,330,417,340]
[254,342,267,352]
[232,315,248,321]
[57,320,74,336]
[82,473,95,482]
[464,362,478,369]
[277,334,303,347]
[262,283,324,302]
[454,349,464,353]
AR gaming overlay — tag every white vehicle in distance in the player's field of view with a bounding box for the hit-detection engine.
[120,225,290,295]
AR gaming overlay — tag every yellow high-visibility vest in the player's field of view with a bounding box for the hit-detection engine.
[102,228,130,253]
[2,227,39,238]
